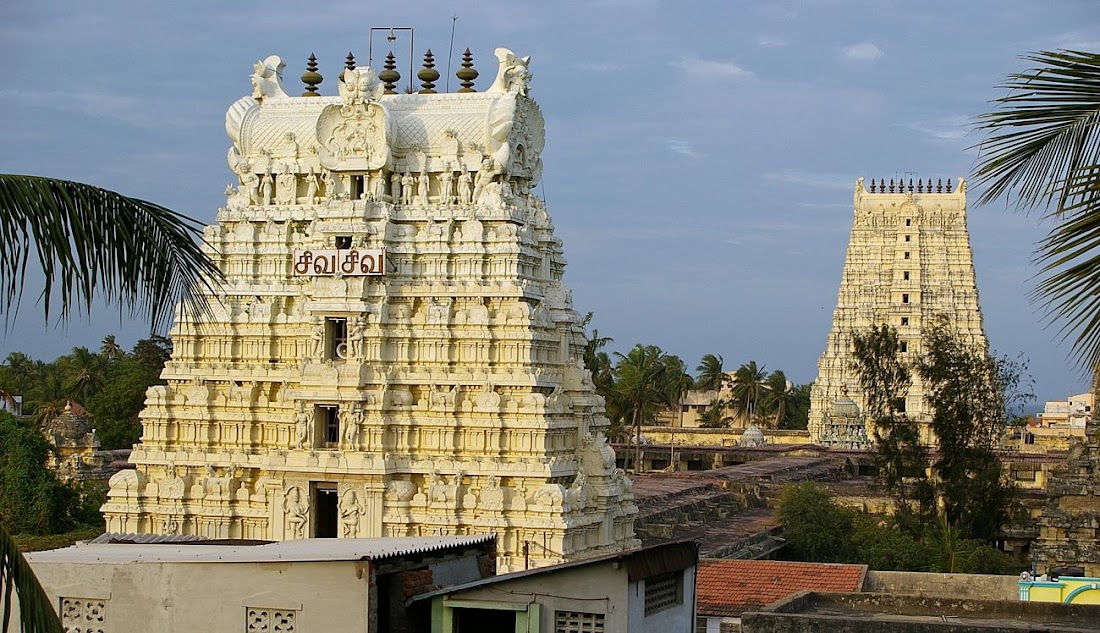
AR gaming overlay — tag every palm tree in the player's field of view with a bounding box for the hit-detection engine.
[695,353,727,392]
[698,398,734,428]
[613,344,670,472]
[762,370,794,428]
[0,175,222,331]
[99,335,124,362]
[972,50,1100,369]
[59,347,106,404]
[729,361,767,424]
[0,175,223,633]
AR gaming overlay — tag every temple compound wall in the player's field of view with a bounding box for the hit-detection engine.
[101,48,638,572]
[808,178,988,446]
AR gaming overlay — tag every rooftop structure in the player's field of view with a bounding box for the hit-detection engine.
[101,45,637,572]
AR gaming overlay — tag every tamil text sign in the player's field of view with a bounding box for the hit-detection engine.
[293,249,385,276]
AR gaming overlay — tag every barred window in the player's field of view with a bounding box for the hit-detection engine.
[555,610,605,632]
[644,571,683,616]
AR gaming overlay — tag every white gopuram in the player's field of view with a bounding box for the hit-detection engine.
[102,49,639,571]
[808,177,988,447]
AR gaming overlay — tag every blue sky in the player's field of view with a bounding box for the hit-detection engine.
[1,1,1098,405]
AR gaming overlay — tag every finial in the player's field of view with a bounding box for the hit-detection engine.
[869,179,876,193]
[926,178,932,193]
[888,178,895,193]
[916,179,923,194]
[380,51,400,94]
[341,51,356,82]
[301,53,322,97]
[457,48,479,92]
[937,178,943,193]
[946,178,953,193]
[418,49,440,93]
[908,178,914,193]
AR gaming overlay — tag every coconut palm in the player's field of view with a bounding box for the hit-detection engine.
[58,347,106,404]
[695,353,727,393]
[698,398,734,428]
[99,335,124,362]
[613,344,670,471]
[729,361,768,424]
[972,50,1100,369]
[0,175,222,331]
[762,370,794,428]
[0,174,223,633]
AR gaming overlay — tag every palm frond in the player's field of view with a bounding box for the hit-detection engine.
[0,175,224,331]
[1,522,63,633]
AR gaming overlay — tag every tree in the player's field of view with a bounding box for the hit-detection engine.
[58,347,106,404]
[916,317,1013,542]
[0,175,222,331]
[850,324,934,528]
[0,175,223,632]
[99,335,124,362]
[729,361,767,424]
[776,482,856,563]
[613,344,670,471]
[972,50,1100,369]
[0,413,77,535]
[698,398,734,428]
[780,383,812,430]
[761,370,793,428]
[694,354,727,392]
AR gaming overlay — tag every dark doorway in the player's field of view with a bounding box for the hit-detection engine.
[312,483,339,538]
[453,608,516,632]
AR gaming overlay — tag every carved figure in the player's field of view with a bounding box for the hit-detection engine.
[284,486,308,538]
[348,316,366,358]
[417,172,430,206]
[162,516,180,535]
[249,55,291,101]
[488,48,533,96]
[260,173,274,206]
[473,157,497,203]
[342,406,359,449]
[310,317,325,359]
[458,171,473,205]
[372,171,386,201]
[324,170,337,200]
[240,166,260,204]
[294,405,311,449]
[305,170,319,204]
[390,171,402,204]
[439,168,455,205]
[277,166,296,205]
[479,474,505,511]
[339,67,383,107]
[339,489,363,537]
[401,171,415,205]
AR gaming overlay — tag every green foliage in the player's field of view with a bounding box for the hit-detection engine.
[0,412,76,535]
[972,50,1100,369]
[729,361,767,422]
[0,174,223,331]
[695,354,727,392]
[761,370,793,428]
[780,383,812,430]
[850,324,934,528]
[776,482,856,563]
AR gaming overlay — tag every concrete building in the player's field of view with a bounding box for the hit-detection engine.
[101,46,637,571]
[20,536,496,633]
[410,540,697,633]
[809,177,987,445]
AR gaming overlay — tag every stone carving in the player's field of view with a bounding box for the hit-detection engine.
[341,405,359,449]
[338,66,384,107]
[401,171,414,205]
[249,55,290,102]
[294,404,312,449]
[339,489,363,537]
[475,383,501,412]
[386,479,417,503]
[60,598,107,633]
[390,171,402,204]
[479,474,505,511]
[533,483,565,510]
[260,173,273,206]
[439,168,455,205]
[304,170,319,204]
[458,170,473,205]
[488,48,532,96]
[276,166,296,205]
[417,172,430,206]
[284,486,308,539]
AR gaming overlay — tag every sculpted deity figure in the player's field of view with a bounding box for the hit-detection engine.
[348,316,366,358]
[240,166,260,205]
[277,165,296,205]
[305,169,319,205]
[341,406,359,449]
[372,171,386,202]
[339,490,363,537]
[439,167,455,205]
[401,171,415,205]
[294,404,311,449]
[310,316,325,359]
[458,170,473,205]
[260,173,274,206]
[285,486,308,539]
[488,48,533,96]
[324,170,337,200]
[390,171,402,204]
[417,171,430,205]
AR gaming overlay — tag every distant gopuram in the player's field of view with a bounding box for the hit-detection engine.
[102,47,638,571]
[808,177,988,447]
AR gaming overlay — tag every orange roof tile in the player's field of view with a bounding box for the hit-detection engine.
[696,559,866,616]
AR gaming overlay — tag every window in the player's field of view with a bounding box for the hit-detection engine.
[903,251,910,259]
[903,271,910,281]
[556,611,605,633]
[644,571,683,616]
[901,317,909,326]
[246,608,298,632]
[905,218,912,226]
[904,234,911,242]
[319,405,340,447]
[335,235,352,249]
[902,293,909,304]
[326,317,348,360]
[900,341,908,353]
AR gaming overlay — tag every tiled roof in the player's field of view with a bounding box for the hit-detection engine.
[696,559,866,616]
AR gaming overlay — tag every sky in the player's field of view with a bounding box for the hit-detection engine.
[1,1,1098,406]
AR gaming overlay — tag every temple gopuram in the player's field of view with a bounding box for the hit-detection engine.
[102,46,638,571]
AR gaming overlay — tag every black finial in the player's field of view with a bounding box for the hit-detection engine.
[380,51,400,94]
[301,53,323,97]
[946,178,953,193]
[889,178,895,193]
[927,178,933,193]
[418,49,440,93]
[341,51,356,83]
[457,48,479,93]
[937,178,943,193]
[908,178,914,193]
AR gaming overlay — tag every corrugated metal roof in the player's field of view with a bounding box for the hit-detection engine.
[89,533,211,544]
[26,535,495,565]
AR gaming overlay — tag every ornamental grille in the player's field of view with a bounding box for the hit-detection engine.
[246,608,297,632]
[555,611,605,633]
[644,571,683,616]
[59,597,106,633]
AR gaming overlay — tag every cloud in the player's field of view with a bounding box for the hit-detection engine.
[842,42,883,61]
[670,56,754,80]
[573,61,625,72]
[904,115,971,142]
[757,36,786,48]
[762,170,856,191]
[665,138,702,157]
[1055,31,1100,51]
